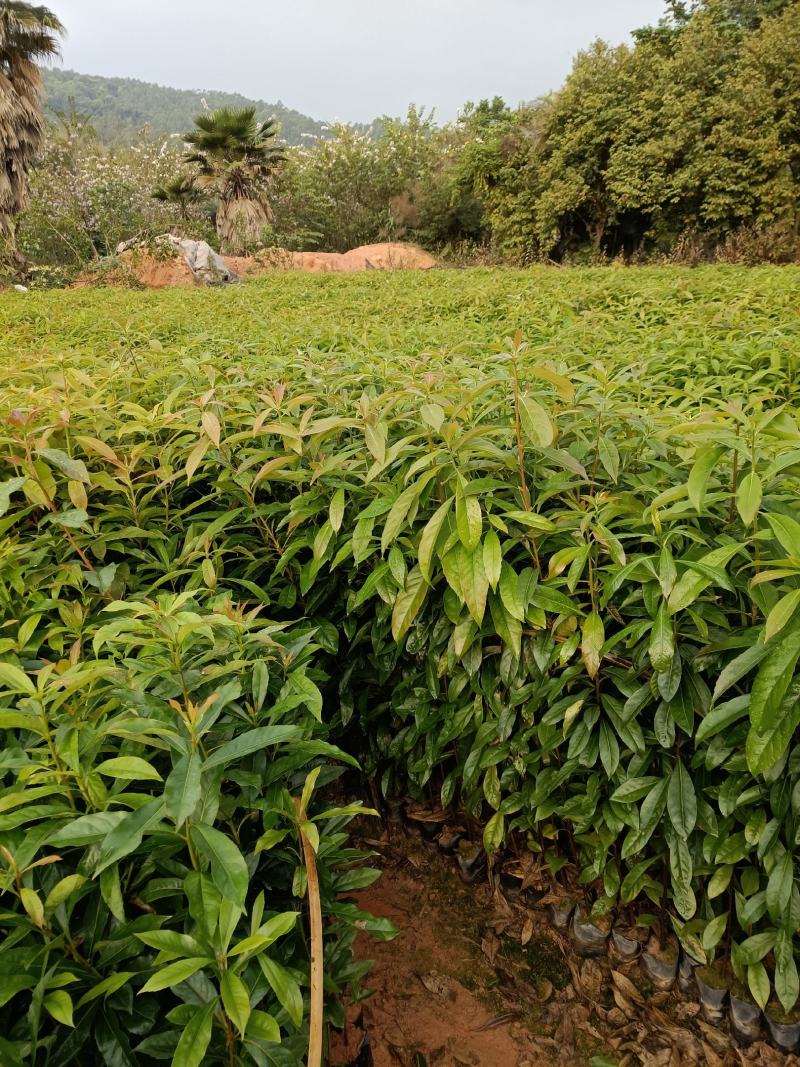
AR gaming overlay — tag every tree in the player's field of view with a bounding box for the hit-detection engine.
[0,1,63,261]
[182,107,285,254]
[702,3,800,236]
[152,175,200,222]
[534,42,633,258]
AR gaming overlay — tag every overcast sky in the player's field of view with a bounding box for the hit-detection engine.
[51,0,668,123]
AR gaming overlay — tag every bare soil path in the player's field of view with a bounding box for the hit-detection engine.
[329,825,800,1067]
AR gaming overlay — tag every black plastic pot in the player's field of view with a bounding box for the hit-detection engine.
[695,965,728,1023]
[677,951,699,993]
[406,809,447,841]
[571,906,610,957]
[437,829,463,854]
[729,993,762,1046]
[765,1014,800,1053]
[548,898,575,930]
[640,936,679,991]
[610,927,643,962]
[457,842,485,884]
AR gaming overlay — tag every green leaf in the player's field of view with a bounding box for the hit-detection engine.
[482,529,502,590]
[707,865,734,899]
[767,513,800,558]
[392,565,429,642]
[498,562,524,622]
[598,437,619,482]
[736,472,763,527]
[381,480,427,553]
[221,970,251,1036]
[20,887,44,927]
[0,975,35,1009]
[669,836,696,919]
[52,508,89,529]
[165,753,203,828]
[203,725,300,770]
[712,641,771,705]
[418,498,452,582]
[667,761,696,838]
[455,544,489,625]
[519,395,554,448]
[455,482,482,550]
[489,592,522,660]
[0,477,25,517]
[765,588,800,641]
[688,445,725,512]
[94,798,165,875]
[76,973,135,1008]
[172,1001,214,1067]
[610,777,661,803]
[747,962,770,1010]
[530,583,580,617]
[43,990,74,1028]
[95,756,162,782]
[256,958,301,1031]
[135,930,207,957]
[775,930,800,1013]
[738,931,776,965]
[49,811,125,846]
[749,624,800,731]
[668,543,742,615]
[649,603,674,673]
[581,612,604,679]
[695,695,749,743]
[246,1010,281,1042]
[702,913,728,952]
[0,662,35,695]
[44,875,86,913]
[190,823,249,908]
[483,811,504,855]
[329,488,345,532]
[38,449,91,485]
[230,913,298,956]
[139,957,210,995]
[766,852,794,923]
[420,402,445,430]
[621,778,668,859]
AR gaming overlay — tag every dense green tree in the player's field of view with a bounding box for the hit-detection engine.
[0,1,63,258]
[703,3,800,234]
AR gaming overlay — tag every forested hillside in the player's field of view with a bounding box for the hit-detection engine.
[40,68,329,146]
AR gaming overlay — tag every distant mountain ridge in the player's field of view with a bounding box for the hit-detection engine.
[40,68,332,146]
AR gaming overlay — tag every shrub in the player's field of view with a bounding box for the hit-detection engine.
[0,413,391,1063]
[1,267,799,1046]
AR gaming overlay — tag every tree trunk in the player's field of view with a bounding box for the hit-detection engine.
[216,196,273,255]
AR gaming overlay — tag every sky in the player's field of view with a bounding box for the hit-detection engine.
[51,0,668,123]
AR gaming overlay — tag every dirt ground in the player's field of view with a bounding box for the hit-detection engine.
[75,241,438,289]
[328,823,800,1067]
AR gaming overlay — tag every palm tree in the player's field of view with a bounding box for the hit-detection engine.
[0,2,64,257]
[152,175,201,222]
[183,107,285,255]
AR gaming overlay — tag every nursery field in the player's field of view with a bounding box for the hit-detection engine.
[1,265,800,1066]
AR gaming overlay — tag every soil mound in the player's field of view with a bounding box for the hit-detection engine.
[76,241,437,289]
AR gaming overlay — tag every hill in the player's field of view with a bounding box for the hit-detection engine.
[40,68,331,146]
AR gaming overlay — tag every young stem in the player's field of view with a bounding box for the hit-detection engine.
[294,798,323,1067]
